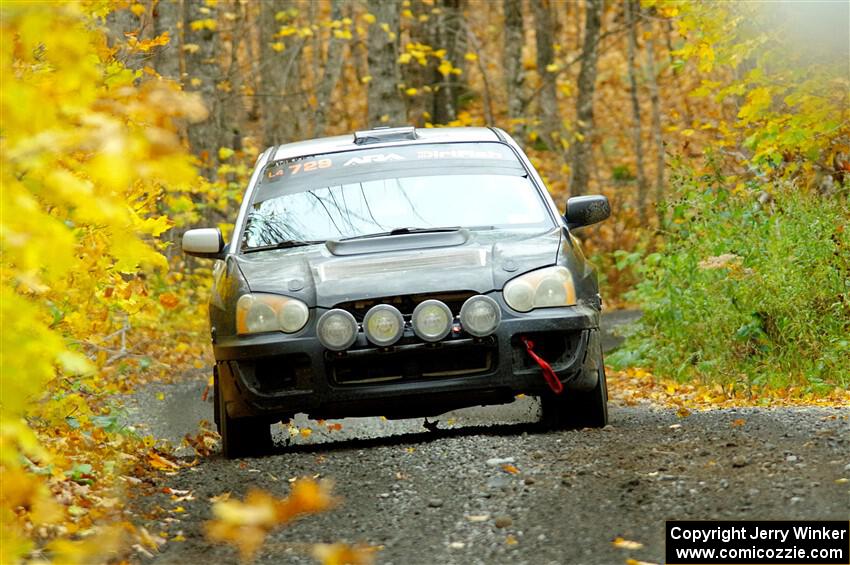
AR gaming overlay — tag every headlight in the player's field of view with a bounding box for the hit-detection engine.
[503,266,577,312]
[459,295,501,337]
[363,304,404,347]
[237,294,309,335]
[412,300,453,342]
[317,309,358,351]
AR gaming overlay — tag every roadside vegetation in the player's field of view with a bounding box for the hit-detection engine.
[609,176,849,391]
[1,0,847,563]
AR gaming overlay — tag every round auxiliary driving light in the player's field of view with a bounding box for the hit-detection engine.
[317,309,358,351]
[459,295,501,337]
[411,300,453,342]
[363,304,405,347]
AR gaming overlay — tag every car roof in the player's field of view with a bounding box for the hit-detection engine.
[270,126,502,162]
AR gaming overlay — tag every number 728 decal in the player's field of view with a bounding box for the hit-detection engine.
[267,158,332,179]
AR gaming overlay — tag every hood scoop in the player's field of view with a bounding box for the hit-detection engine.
[325,229,470,256]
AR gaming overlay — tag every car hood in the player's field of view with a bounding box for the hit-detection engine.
[234,228,562,308]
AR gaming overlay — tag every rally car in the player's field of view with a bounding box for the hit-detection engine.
[182,126,611,458]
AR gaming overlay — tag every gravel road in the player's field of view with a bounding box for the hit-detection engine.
[124,312,850,565]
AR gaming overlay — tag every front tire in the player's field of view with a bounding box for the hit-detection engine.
[540,361,608,430]
[215,372,273,458]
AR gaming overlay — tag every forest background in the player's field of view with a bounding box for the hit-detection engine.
[1,0,848,562]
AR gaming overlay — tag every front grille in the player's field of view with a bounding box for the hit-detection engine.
[329,338,495,385]
[334,291,476,322]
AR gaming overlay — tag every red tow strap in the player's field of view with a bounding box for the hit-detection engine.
[520,336,564,395]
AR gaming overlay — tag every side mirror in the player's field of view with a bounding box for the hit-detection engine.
[182,228,225,259]
[565,195,611,229]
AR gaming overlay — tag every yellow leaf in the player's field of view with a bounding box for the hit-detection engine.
[270,41,285,52]
[613,537,644,550]
[404,87,418,96]
[190,18,217,32]
[313,544,376,565]
[130,3,146,16]
[149,452,182,471]
[464,52,478,62]
[218,147,235,160]
[501,463,520,474]
[362,13,376,24]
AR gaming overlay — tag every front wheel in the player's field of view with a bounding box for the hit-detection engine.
[540,362,608,430]
[215,374,274,458]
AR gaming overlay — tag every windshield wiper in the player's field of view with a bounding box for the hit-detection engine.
[338,226,475,242]
[242,240,323,253]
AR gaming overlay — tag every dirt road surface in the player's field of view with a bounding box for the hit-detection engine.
[124,312,850,564]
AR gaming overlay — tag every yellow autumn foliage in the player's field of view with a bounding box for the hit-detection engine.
[1,2,206,561]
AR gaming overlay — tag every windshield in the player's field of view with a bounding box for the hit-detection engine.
[242,142,553,250]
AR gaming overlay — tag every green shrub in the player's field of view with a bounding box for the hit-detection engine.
[609,171,850,391]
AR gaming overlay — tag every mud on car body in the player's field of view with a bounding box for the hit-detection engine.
[182,126,612,458]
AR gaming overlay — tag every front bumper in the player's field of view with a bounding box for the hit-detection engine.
[214,301,602,421]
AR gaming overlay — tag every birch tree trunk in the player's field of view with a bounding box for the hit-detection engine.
[502,0,525,133]
[315,0,348,136]
[367,0,406,127]
[183,0,221,177]
[568,0,602,196]
[431,0,466,124]
[644,16,666,222]
[625,0,648,222]
[532,0,560,151]
[220,5,245,153]
[153,0,181,81]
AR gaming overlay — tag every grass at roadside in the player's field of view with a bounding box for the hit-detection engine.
[606,175,849,393]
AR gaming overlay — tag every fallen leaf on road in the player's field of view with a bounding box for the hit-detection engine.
[148,452,181,472]
[501,464,520,475]
[466,514,490,522]
[731,418,747,427]
[312,543,375,565]
[626,559,660,565]
[209,492,231,503]
[205,479,334,561]
[506,534,518,545]
[613,537,644,549]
